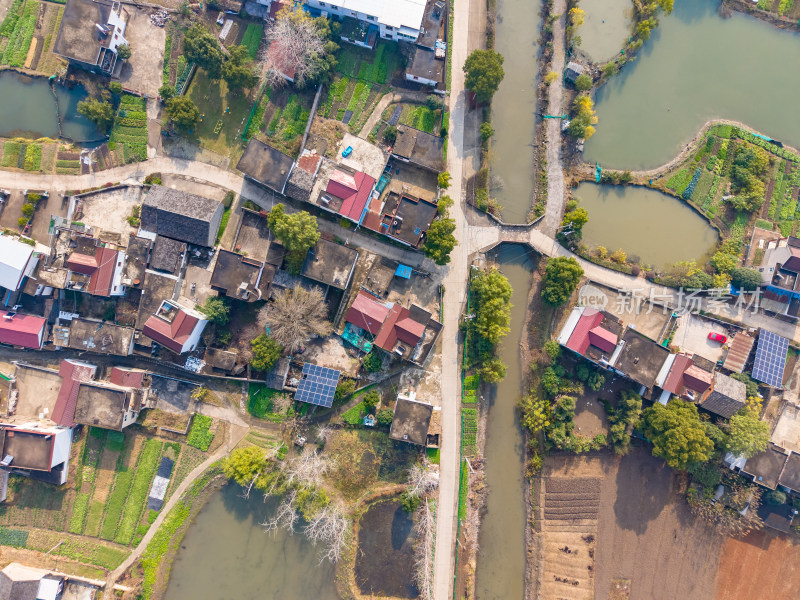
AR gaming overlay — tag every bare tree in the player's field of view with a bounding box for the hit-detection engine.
[266,286,332,354]
[260,7,328,88]
[315,424,334,444]
[281,450,334,490]
[413,500,435,600]
[304,504,349,563]
[263,489,299,534]
[407,464,439,498]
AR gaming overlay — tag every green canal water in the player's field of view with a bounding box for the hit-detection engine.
[491,0,543,223]
[584,0,800,169]
[475,244,533,600]
[574,182,719,268]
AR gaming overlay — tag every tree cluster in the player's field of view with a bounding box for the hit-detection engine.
[727,146,770,213]
[183,24,258,90]
[267,203,320,274]
[541,257,584,306]
[567,94,598,140]
[77,98,114,132]
[463,49,505,103]
[607,390,642,455]
[466,267,513,383]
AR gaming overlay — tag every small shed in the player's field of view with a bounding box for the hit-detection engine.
[565,61,585,84]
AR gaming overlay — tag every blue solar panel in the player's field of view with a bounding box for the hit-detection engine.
[752,330,789,388]
[295,363,341,408]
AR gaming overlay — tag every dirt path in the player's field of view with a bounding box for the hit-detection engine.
[541,0,567,237]
[102,424,248,598]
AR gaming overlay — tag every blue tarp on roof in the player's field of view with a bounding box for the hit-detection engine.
[395,264,412,279]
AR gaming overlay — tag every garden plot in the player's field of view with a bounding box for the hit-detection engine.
[320,41,403,134]
[382,101,443,135]
[245,85,314,157]
[655,124,800,244]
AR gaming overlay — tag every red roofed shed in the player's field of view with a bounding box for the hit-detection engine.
[53,360,96,426]
[0,311,46,349]
[588,326,617,354]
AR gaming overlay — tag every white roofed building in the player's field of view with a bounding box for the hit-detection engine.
[305,0,427,45]
[0,236,38,294]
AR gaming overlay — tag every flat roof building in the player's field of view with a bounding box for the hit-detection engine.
[390,390,433,445]
[237,139,295,194]
[53,0,129,75]
[0,236,38,293]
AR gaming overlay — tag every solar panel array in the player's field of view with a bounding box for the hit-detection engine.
[295,363,341,408]
[752,330,789,388]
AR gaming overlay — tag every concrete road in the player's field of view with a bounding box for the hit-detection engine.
[431,0,472,598]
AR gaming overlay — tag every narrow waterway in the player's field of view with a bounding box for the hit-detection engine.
[475,244,533,600]
[585,0,800,169]
[491,0,542,223]
[577,0,632,63]
[164,484,340,600]
[574,182,719,268]
[0,70,100,141]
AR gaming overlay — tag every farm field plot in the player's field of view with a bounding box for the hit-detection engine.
[655,125,800,242]
[321,41,403,135]
[110,94,149,164]
[716,529,800,600]
[245,86,314,157]
[540,448,723,600]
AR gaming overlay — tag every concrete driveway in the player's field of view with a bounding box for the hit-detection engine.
[672,313,730,362]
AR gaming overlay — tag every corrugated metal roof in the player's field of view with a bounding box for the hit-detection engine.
[723,332,756,373]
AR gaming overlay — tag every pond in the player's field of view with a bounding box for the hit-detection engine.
[490,0,543,223]
[573,182,719,268]
[475,244,532,600]
[0,70,101,142]
[584,0,800,169]
[577,0,633,63]
[355,499,418,598]
[163,484,340,600]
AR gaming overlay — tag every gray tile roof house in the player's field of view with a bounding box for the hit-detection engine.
[140,186,223,247]
[565,61,585,84]
[699,372,747,418]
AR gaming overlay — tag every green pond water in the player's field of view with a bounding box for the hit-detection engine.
[574,182,719,268]
[577,0,633,63]
[584,0,800,169]
[0,70,101,141]
[475,244,533,600]
[163,484,340,600]
[491,0,543,223]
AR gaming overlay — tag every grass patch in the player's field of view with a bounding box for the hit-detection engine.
[342,401,366,426]
[458,460,468,520]
[247,384,289,422]
[217,207,231,243]
[187,68,255,157]
[426,448,440,464]
[1,141,20,167]
[241,23,263,59]
[187,415,214,451]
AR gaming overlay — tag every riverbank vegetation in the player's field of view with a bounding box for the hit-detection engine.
[463,266,513,383]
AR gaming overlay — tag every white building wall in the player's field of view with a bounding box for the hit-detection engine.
[49,428,73,469]
[111,250,126,296]
[182,318,209,353]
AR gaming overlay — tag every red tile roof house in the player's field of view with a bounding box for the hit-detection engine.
[318,168,377,225]
[142,300,208,354]
[654,352,713,406]
[65,246,126,296]
[266,38,297,82]
[0,311,47,349]
[344,290,434,362]
[557,306,623,366]
[52,361,148,431]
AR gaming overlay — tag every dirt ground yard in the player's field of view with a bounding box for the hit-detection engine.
[716,529,800,600]
[540,448,724,600]
[77,186,143,238]
[116,7,166,97]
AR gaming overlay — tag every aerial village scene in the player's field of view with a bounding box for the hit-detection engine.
[1,0,800,599]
